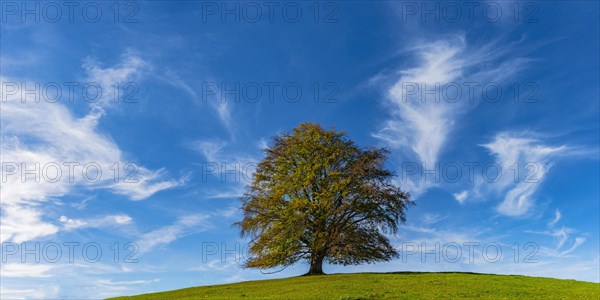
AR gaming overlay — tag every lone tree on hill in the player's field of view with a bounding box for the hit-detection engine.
[236,123,413,275]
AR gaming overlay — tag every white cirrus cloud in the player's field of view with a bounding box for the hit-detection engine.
[453,190,469,204]
[374,35,529,196]
[161,70,236,138]
[560,237,587,256]
[548,209,562,227]
[59,214,133,231]
[0,263,55,278]
[480,132,567,216]
[82,50,151,112]
[0,54,183,243]
[135,214,210,255]
[92,279,160,292]
[189,138,259,199]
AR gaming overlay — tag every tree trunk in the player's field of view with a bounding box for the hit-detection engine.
[306,254,325,275]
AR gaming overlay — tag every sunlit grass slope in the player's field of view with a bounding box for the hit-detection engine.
[108,272,599,299]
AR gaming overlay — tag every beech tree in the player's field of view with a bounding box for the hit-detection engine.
[237,123,413,275]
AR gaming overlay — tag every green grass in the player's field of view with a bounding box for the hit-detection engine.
[108,272,599,299]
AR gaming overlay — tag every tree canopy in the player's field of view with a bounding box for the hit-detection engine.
[237,122,413,275]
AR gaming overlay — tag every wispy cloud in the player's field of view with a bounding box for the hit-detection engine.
[93,279,160,292]
[83,50,151,112]
[59,214,133,231]
[191,140,227,162]
[527,212,587,257]
[0,54,182,243]
[480,132,568,216]
[162,70,236,138]
[560,237,586,256]
[548,209,561,227]
[453,190,469,204]
[420,213,448,225]
[0,263,55,278]
[374,35,528,195]
[0,285,59,300]
[135,214,210,255]
[189,139,259,199]
[374,37,466,169]
[533,227,587,257]
[0,204,59,244]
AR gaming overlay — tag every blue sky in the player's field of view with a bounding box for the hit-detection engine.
[1,1,599,298]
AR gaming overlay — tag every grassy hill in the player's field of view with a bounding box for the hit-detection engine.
[109,272,599,299]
